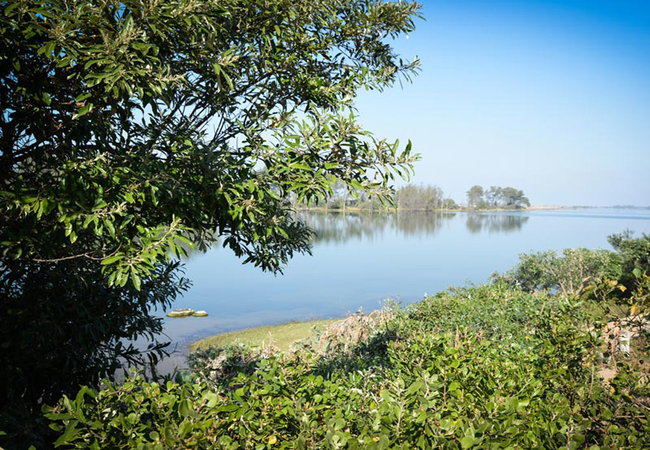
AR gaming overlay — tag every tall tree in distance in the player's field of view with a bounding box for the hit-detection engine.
[0,0,421,445]
[395,184,445,210]
[486,186,503,208]
[500,187,530,209]
[467,185,486,209]
[467,185,530,210]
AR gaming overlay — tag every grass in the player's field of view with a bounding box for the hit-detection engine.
[190,319,339,353]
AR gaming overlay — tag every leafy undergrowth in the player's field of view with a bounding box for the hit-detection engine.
[45,281,650,449]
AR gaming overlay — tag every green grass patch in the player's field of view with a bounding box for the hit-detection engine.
[190,319,339,352]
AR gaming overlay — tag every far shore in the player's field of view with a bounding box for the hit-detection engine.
[526,205,579,211]
[297,204,587,213]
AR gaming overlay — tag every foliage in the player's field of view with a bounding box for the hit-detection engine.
[1,0,420,278]
[466,185,485,209]
[502,231,650,302]
[0,259,189,448]
[607,231,650,292]
[0,0,421,446]
[466,185,530,210]
[502,248,621,297]
[187,342,266,384]
[440,197,458,210]
[394,184,447,211]
[46,278,650,449]
[302,183,459,212]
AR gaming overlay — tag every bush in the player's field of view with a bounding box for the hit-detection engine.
[608,231,650,293]
[46,283,650,449]
[0,260,188,448]
[502,248,620,297]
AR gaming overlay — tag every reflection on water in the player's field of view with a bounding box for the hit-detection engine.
[184,211,531,254]
[163,208,650,354]
[465,213,530,234]
[299,211,528,244]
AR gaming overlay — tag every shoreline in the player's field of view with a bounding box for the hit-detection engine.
[190,318,341,353]
[297,205,585,213]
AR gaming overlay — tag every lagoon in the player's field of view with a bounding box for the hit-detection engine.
[160,207,650,356]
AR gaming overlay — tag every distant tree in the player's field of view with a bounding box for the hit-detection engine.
[395,184,444,210]
[441,198,458,210]
[485,186,503,208]
[500,187,530,209]
[468,185,530,210]
[467,185,485,209]
[327,179,351,210]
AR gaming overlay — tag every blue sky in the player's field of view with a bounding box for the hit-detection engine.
[355,0,650,206]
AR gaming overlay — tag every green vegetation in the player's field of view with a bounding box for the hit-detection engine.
[191,320,338,353]
[503,248,621,297]
[0,0,421,446]
[294,182,457,212]
[394,184,457,211]
[302,182,535,212]
[44,232,650,448]
[467,185,530,210]
[300,182,532,212]
[2,0,647,447]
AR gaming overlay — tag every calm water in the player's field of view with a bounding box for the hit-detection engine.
[159,208,650,352]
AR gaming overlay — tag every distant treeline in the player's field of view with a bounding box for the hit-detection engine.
[296,182,530,211]
[466,185,530,210]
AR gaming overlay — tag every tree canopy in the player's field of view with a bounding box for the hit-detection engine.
[466,185,530,210]
[0,0,421,445]
[1,0,421,281]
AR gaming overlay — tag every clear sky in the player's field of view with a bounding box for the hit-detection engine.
[355,0,650,206]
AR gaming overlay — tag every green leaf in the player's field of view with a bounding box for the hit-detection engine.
[460,436,475,449]
[75,92,92,102]
[73,103,93,119]
[4,2,20,16]
[179,399,193,418]
[291,163,312,171]
[53,421,80,447]
[132,273,141,291]
[101,254,124,265]
[349,180,364,190]
[178,419,192,438]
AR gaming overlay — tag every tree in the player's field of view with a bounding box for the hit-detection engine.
[500,186,530,209]
[0,0,421,445]
[485,186,502,208]
[468,185,529,209]
[441,197,457,210]
[466,185,485,209]
[395,184,444,210]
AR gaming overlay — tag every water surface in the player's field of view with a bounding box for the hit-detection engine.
[161,208,650,351]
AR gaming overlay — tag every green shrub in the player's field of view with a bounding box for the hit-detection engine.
[608,231,650,293]
[46,283,650,449]
[502,248,620,297]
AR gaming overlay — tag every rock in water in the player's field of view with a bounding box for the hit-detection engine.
[167,308,195,318]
